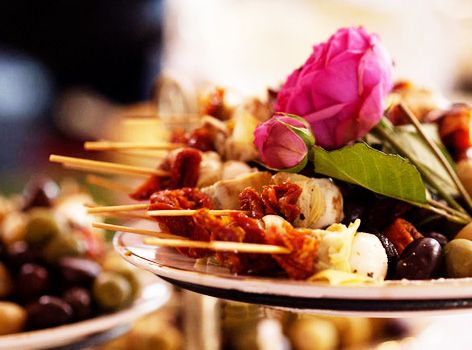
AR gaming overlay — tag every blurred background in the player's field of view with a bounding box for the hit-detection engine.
[1,1,472,349]
[1,0,472,190]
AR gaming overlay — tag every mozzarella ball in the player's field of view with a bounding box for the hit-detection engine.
[349,232,388,281]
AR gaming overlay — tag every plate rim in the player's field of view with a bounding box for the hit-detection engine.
[114,231,472,302]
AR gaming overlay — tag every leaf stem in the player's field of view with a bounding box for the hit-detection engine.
[399,103,472,213]
[415,202,470,225]
[373,120,468,214]
[428,199,471,221]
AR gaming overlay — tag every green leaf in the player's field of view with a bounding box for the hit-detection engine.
[386,124,458,197]
[313,143,427,204]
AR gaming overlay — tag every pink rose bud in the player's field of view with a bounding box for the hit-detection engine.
[254,113,315,171]
[275,27,394,150]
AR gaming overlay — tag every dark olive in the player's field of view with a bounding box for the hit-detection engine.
[5,241,39,270]
[376,233,398,278]
[16,263,50,301]
[395,238,442,280]
[382,319,411,339]
[58,257,101,286]
[63,287,92,321]
[22,177,59,211]
[424,231,448,247]
[27,296,72,329]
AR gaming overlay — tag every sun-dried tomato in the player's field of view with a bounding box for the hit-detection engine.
[200,87,229,120]
[261,183,302,223]
[239,182,302,224]
[129,148,202,201]
[171,148,201,188]
[383,218,423,254]
[129,176,167,201]
[187,127,215,152]
[439,104,472,161]
[239,187,265,219]
[265,223,318,280]
[170,128,188,144]
[149,188,214,258]
[193,210,277,275]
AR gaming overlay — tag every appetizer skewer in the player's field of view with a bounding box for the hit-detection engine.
[47,25,472,283]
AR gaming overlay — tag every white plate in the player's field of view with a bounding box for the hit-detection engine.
[0,281,171,350]
[114,231,472,317]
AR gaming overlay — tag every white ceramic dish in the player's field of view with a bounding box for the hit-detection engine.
[0,281,171,350]
[114,230,472,317]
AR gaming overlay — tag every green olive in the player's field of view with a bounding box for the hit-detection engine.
[24,209,61,246]
[0,263,12,298]
[43,234,86,263]
[0,302,27,335]
[102,252,141,300]
[93,272,132,310]
[444,239,472,278]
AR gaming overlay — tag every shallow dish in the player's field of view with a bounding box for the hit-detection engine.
[0,281,171,350]
[115,230,472,317]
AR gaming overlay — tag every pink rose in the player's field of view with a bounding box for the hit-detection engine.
[275,27,394,150]
[254,114,314,171]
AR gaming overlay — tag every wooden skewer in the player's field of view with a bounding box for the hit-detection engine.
[111,149,168,159]
[143,237,290,254]
[50,155,170,178]
[122,114,201,125]
[63,163,152,179]
[92,222,182,240]
[97,212,154,221]
[147,209,247,217]
[86,175,134,193]
[84,141,185,151]
[87,203,148,214]
[86,203,153,221]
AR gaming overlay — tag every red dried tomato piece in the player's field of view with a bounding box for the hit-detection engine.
[129,148,202,201]
[150,188,214,258]
[261,183,302,223]
[383,218,423,254]
[239,182,302,224]
[239,187,265,219]
[193,210,277,275]
[439,104,472,161]
[187,127,215,152]
[200,87,229,120]
[265,223,318,280]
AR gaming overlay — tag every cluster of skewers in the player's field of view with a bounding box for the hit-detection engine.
[48,82,472,283]
[49,89,366,282]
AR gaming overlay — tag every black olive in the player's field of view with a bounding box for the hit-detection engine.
[395,238,442,280]
[5,241,39,270]
[16,263,50,301]
[63,287,92,321]
[27,296,72,329]
[58,257,101,287]
[376,233,398,278]
[424,231,448,247]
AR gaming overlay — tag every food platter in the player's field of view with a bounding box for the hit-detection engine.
[0,281,171,350]
[115,230,472,317]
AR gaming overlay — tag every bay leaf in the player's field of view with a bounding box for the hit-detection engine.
[387,124,458,196]
[313,143,427,204]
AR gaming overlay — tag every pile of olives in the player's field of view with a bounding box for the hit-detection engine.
[378,224,472,280]
[0,178,141,335]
